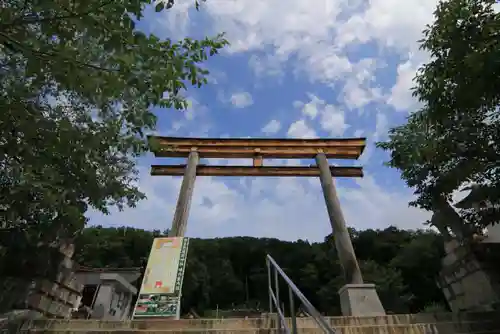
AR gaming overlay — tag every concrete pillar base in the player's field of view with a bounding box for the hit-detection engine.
[338,283,386,316]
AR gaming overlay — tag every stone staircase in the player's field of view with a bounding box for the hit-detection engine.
[15,311,500,334]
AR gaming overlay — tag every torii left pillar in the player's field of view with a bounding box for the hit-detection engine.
[169,150,199,237]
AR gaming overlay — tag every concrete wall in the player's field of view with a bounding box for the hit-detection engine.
[75,271,141,286]
[438,241,500,312]
[0,243,82,318]
[88,283,134,321]
[75,272,104,286]
[76,273,136,321]
[21,311,500,333]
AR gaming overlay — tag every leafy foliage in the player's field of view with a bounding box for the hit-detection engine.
[74,226,448,315]
[377,0,499,227]
[0,0,228,274]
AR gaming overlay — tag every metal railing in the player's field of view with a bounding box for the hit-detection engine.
[266,254,336,334]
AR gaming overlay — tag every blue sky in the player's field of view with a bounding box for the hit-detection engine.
[87,0,444,241]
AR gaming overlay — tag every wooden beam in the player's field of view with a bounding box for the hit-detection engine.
[153,147,363,159]
[148,136,366,160]
[151,165,363,177]
[149,136,366,148]
[253,156,263,167]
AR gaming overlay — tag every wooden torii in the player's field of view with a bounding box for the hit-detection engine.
[148,136,385,316]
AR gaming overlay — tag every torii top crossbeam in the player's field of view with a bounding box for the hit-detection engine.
[148,136,366,177]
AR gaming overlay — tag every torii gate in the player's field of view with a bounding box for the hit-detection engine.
[148,136,385,317]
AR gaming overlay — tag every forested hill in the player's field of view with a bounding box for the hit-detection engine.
[74,226,448,316]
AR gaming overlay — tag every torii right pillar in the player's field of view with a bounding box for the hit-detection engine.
[316,153,386,317]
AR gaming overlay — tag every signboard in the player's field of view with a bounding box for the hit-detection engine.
[133,294,180,317]
[140,237,189,294]
[132,237,189,319]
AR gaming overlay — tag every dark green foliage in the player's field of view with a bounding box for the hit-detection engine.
[377,0,499,227]
[0,0,227,276]
[75,226,448,315]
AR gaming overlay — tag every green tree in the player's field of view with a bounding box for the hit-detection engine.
[377,0,499,228]
[359,260,410,313]
[389,231,446,312]
[351,226,412,264]
[71,226,447,316]
[0,0,227,276]
[74,226,161,268]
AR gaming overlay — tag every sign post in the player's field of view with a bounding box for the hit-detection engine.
[132,237,190,319]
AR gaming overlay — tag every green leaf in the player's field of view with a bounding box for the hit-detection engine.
[378,0,500,232]
[155,2,165,12]
[0,0,228,279]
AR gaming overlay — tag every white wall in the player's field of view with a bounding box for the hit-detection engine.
[484,223,500,243]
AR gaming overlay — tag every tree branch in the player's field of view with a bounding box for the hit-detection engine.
[0,0,115,29]
[0,32,116,73]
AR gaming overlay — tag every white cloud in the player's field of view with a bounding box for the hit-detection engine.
[206,68,228,85]
[88,0,443,240]
[354,129,364,137]
[354,111,390,165]
[160,96,212,136]
[300,94,323,120]
[294,94,350,137]
[320,105,349,137]
[287,119,317,139]
[335,0,436,51]
[88,168,430,241]
[374,112,389,141]
[261,119,281,134]
[248,54,284,79]
[229,91,254,108]
[387,55,425,111]
[152,0,444,123]
[161,0,438,105]
[340,175,431,231]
